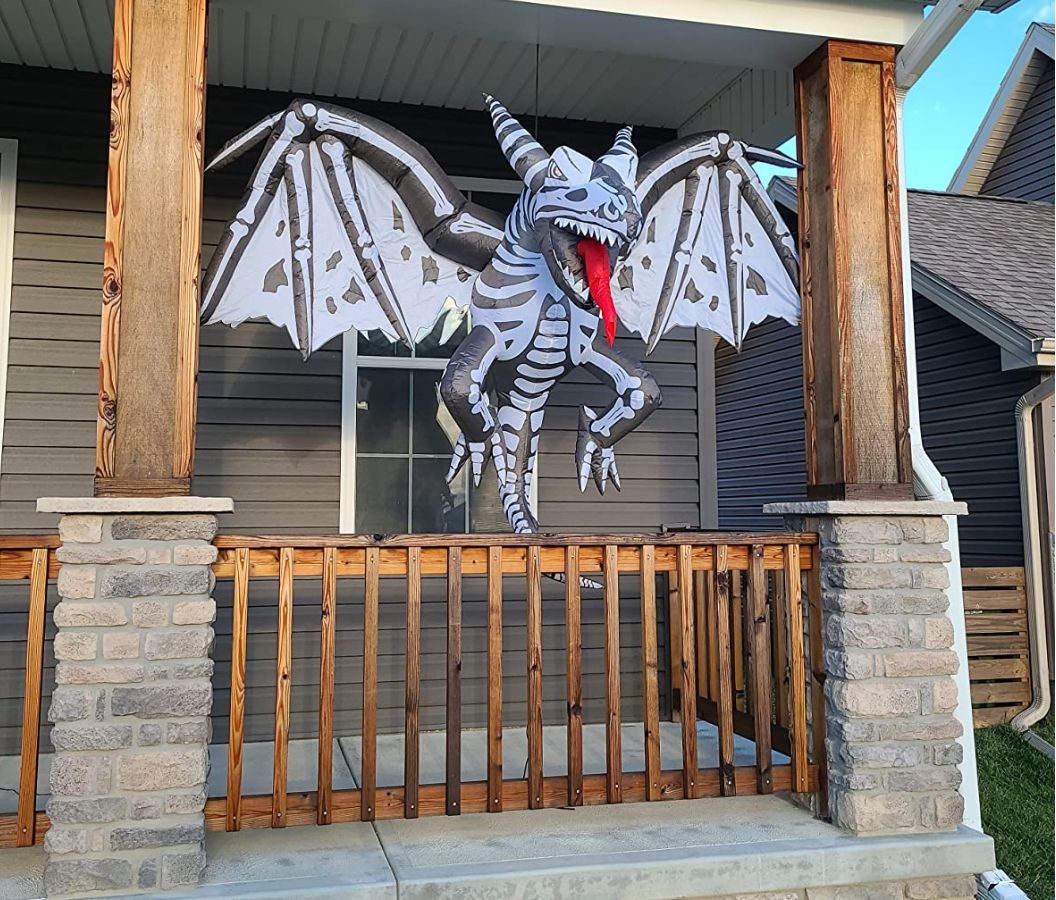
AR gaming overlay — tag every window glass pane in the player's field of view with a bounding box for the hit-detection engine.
[356,369,409,453]
[412,371,456,454]
[358,329,411,358]
[415,304,470,359]
[412,459,466,533]
[356,457,409,532]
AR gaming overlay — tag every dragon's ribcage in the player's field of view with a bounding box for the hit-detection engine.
[493,305,572,533]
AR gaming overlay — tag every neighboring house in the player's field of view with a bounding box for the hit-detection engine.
[719,21,1055,727]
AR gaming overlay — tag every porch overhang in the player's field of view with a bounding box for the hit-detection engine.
[1,0,930,141]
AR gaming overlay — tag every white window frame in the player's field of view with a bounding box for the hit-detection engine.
[0,139,17,473]
[338,176,527,533]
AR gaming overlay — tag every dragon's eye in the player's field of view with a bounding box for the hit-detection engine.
[548,160,566,181]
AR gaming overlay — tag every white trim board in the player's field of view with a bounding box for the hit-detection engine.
[0,139,17,477]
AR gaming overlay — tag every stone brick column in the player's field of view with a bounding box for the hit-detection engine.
[36,498,232,898]
[765,501,969,836]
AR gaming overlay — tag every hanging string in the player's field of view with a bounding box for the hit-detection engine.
[534,42,540,138]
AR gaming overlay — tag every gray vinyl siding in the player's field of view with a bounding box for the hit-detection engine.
[914,294,1042,566]
[980,57,1054,202]
[715,318,807,530]
[0,65,688,755]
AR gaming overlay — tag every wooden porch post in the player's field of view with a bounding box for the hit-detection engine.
[95,0,207,497]
[794,41,913,501]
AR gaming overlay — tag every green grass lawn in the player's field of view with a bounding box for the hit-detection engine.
[1030,708,1054,746]
[976,724,1054,899]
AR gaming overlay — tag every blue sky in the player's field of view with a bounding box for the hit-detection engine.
[904,0,1054,189]
[756,1,1053,191]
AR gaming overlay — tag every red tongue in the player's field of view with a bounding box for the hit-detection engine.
[577,238,617,346]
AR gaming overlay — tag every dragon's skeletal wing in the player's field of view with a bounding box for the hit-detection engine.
[201,103,505,358]
[612,133,799,352]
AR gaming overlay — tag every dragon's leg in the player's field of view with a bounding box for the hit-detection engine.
[576,342,662,493]
[440,324,501,488]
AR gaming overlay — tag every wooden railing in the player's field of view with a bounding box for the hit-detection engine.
[207,532,823,832]
[0,531,824,848]
[0,535,60,848]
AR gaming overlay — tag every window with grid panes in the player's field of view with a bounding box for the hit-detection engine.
[344,183,522,534]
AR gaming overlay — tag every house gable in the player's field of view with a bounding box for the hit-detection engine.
[949,21,1055,197]
[979,55,1054,200]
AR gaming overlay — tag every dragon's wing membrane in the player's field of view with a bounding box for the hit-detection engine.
[613,134,800,352]
[201,103,505,358]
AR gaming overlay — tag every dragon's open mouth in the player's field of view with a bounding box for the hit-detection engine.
[577,238,617,346]
[546,223,620,346]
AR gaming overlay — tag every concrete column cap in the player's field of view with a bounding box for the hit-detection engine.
[762,500,967,516]
[38,496,234,514]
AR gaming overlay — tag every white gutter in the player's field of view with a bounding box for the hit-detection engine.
[894,0,986,832]
[1010,375,1054,732]
[896,0,986,91]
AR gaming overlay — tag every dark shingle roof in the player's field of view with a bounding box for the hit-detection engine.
[906,190,1054,341]
[771,176,1054,343]
[1039,22,1055,35]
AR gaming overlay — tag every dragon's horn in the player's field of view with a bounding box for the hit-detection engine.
[484,95,549,191]
[598,126,638,185]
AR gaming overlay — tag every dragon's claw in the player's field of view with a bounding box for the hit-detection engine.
[446,432,492,487]
[575,407,621,495]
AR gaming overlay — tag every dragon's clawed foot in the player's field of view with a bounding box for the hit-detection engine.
[447,431,507,488]
[575,407,622,495]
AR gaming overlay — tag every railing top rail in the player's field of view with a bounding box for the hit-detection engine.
[213,531,818,549]
[0,535,62,550]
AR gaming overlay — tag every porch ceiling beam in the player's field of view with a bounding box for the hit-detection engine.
[794,40,914,501]
[95,0,208,498]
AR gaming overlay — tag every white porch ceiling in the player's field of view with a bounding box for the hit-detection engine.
[0,0,934,131]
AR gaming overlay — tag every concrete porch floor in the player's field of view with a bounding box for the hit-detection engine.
[0,796,993,900]
[0,720,775,814]
[0,724,991,899]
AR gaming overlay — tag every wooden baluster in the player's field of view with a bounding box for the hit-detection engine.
[732,571,745,713]
[226,547,249,832]
[677,545,698,799]
[317,547,337,825]
[565,546,584,806]
[361,547,380,822]
[640,545,661,801]
[487,546,503,812]
[603,545,622,804]
[272,547,294,826]
[526,545,544,809]
[807,546,828,814]
[446,546,462,816]
[785,545,810,793]
[405,547,422,818]
[16,548,48,846]
[748,545,773,794]
[694,570,707,702]
[773,569,790,729]
[713,546,736,797]
[706,569,720,701]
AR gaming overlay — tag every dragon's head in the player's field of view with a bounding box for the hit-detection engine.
[486,96,641,344]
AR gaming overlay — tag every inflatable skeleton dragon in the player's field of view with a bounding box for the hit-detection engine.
[201,97,800,533]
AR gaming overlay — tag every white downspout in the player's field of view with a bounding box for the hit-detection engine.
[1010,376,1054,731]
[894,88,981,831]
